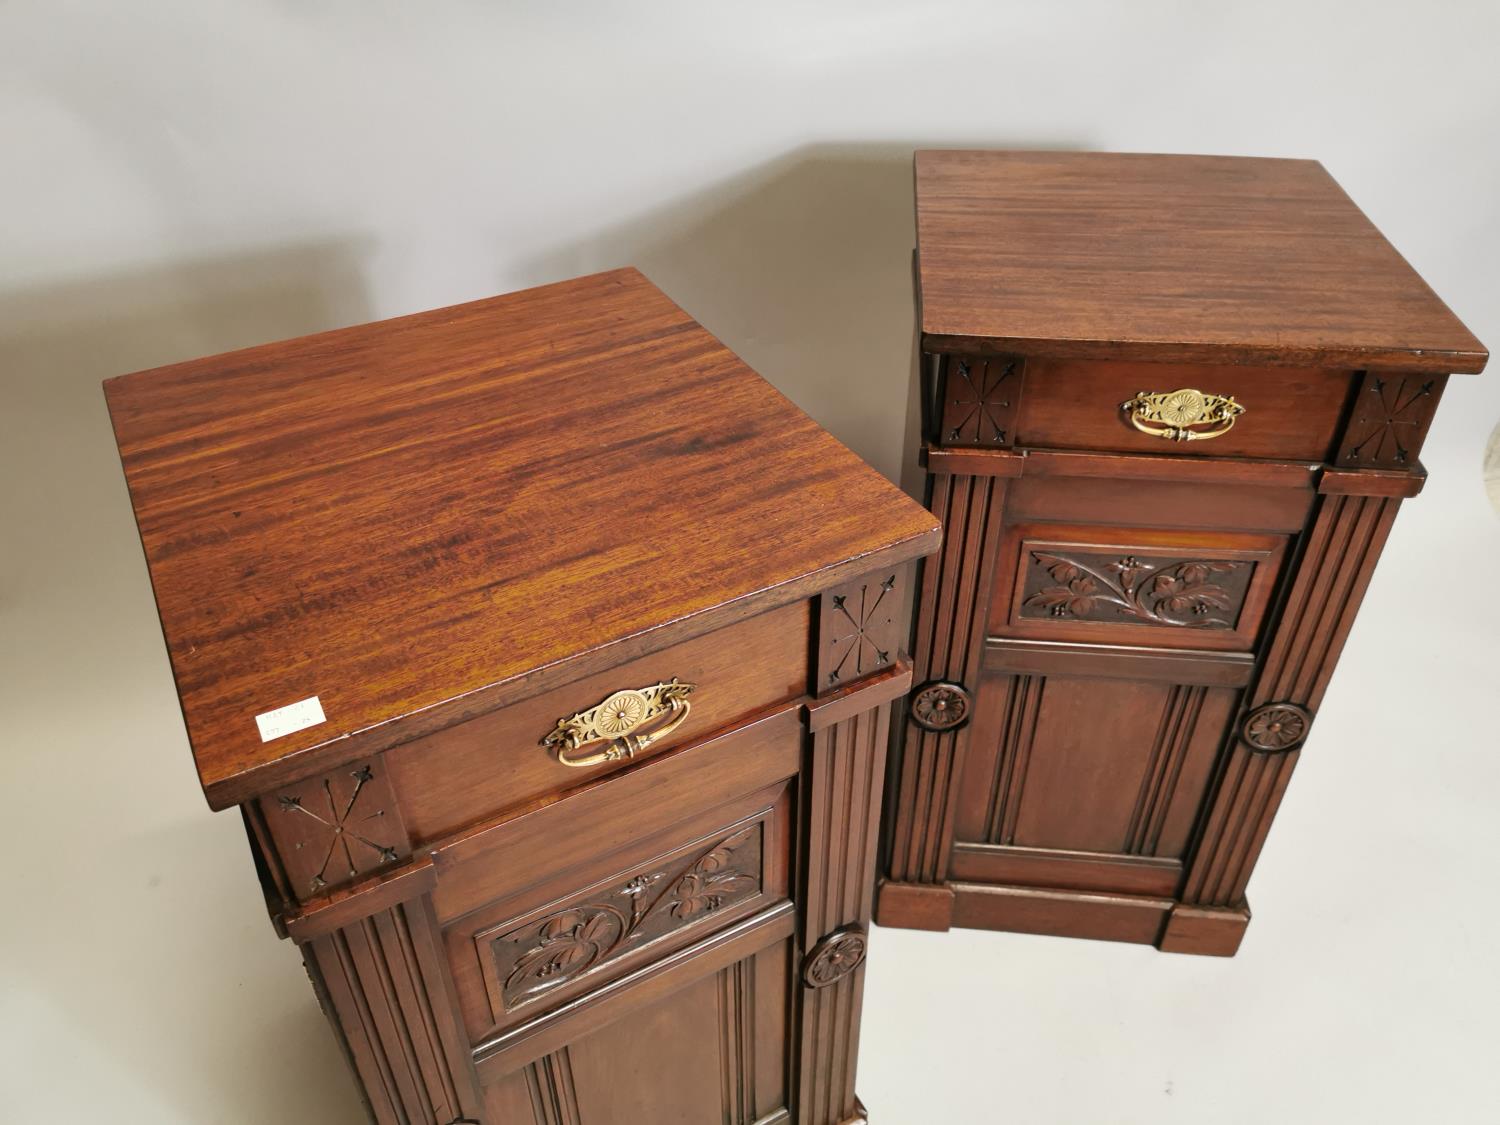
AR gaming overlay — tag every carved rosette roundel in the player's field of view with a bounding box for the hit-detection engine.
[803,926,868,989]
[1241,702,1311,752]
[910,681,971,732]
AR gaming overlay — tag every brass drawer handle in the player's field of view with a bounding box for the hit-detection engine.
[542,679,696,768]
[1121,388,1244,442]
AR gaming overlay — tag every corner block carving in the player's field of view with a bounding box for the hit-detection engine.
[486,822,763,1012]
[260,759,411,900]
[1336,373,1443,468]
[818,571,903,689]
[940,355,1025,447]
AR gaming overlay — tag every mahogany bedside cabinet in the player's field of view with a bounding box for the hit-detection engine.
[104,268,939,1125]
[879,150,1487,955]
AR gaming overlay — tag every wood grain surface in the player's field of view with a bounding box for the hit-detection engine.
[916,150,1487,372]
[104,268,939,808]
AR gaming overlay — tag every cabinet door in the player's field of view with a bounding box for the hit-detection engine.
[436,709,803,1124]
[949,466,1314,911]
[482,939,792,1125]
[952,669,1240,900]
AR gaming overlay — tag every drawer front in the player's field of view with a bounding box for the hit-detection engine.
[387,599,810,841]
[434,707,802,1043]
[1009,358,1355,461]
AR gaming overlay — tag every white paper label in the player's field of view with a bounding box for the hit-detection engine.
[255,695,326,742]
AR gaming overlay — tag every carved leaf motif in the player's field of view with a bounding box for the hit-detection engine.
[666,828,757,918]
[1022,550,1251,629]
[506,908,625,989]
[491,824,763,1009]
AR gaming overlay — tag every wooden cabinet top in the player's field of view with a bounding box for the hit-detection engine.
[104,268,939,808]
[915,150,1487,373]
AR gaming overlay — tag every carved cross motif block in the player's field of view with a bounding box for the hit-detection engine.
[1336,373,1443,468]
[259,759,411,900]
[818,571,904,689]
[939,355,1025,447]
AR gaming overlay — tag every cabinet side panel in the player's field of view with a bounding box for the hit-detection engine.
[1182,492,1403,907]
[797,705,888,1125]
[305,895,483,1125]
[887,473,1006,883]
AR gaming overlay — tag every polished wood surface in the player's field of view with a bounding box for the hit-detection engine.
[1017,358,1354,462]
[885,151,1486,956]
[104,268,938,808]
[916,150,1487,372]
[386,599,811,843]
[108,270,934,1124]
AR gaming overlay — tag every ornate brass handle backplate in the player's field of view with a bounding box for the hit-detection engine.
[1121,388,1244,442]
[541,679,696,768]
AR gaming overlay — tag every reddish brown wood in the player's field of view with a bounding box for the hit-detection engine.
[873,880,955,932]
[791,570,903,1125]
[386,600,810,843]
[427,709,803,925]
[442,773,794,1042]
[948,843,1181,898]
[1319,464,1426,498]
[916,150,1487,372]
[104,268,938,810]
[1017,358,1354,461]
[1157,904,1251,957]
[816,569,905,691]
[258,757,411,902]
[804,659,913,733]
[105,273,937,1123]
[885,150,1486,956]
[303,892,484,1125]
[990,522,1288,653]
[883,472,1007,889]
[922,445,1025,477]
[472,907,795,1074]
[983,638,1256,688]
[948,883,1175,945]
[1007,472,1315,535]
[937,354,1026,446]
[1335,373,1448,468]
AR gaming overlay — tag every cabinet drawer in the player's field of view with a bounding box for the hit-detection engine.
[433,707,802,1043]
[1013,358,1355,462]
[387,600,810,841]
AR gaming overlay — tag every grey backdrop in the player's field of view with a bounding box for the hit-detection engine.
[3,2,1497,1121]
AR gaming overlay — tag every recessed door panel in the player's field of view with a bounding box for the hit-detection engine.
[952,669,1238,894]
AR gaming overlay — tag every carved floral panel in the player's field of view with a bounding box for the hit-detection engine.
[484,821,765,1014]
[1018,549,1255,630]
